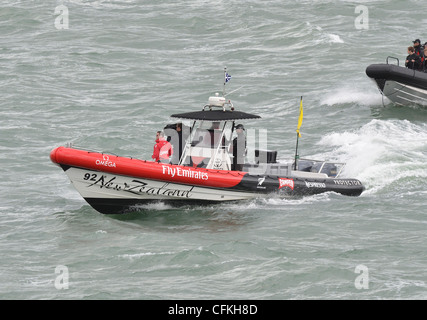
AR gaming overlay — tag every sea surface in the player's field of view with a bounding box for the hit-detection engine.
[1,0,427,300]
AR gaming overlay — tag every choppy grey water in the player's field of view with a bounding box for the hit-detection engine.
[1,0,427,300]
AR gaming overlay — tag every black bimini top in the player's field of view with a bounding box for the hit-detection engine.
[171,109,261,121]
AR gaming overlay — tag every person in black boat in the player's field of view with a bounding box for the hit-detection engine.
[413,39,425,70]
[405,46,421,70]
[413,39,424,56]
[424,45,427,71]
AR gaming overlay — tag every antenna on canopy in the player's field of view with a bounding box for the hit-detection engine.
[225,85,243,97]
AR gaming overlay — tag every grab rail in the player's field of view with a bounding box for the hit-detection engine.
[386,56,399,66]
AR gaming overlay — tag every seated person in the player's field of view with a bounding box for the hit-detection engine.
[406,46,421,70]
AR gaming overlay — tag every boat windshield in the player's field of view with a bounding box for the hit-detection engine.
[296,159,345,178]
[179,120,234,170]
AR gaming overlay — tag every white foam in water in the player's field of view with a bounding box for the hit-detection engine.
[119,251,175,260]
[260,192,332,206]
[309,24,345,45]
[321,86,383,106]
[326,33,344,44]
[132,202,174,211]
[316,119,427,194]
[220,193,332,210]
[68,0,136,8]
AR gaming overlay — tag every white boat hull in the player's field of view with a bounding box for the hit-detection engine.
[65,167,257,213]
[382,80,427,107]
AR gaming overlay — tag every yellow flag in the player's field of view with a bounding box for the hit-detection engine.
[296,96,303,138]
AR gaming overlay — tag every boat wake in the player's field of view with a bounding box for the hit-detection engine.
[320,86,383,107]
[315,119,427,194]
[251,192,332,207]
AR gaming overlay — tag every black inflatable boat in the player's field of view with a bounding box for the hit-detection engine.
[366,57,427,107]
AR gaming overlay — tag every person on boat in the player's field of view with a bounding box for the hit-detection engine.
[192,122,222,148]
[164,122,190,165]
[413,39,424,56]
[152,131,172,163]
[405,46,421,70]
[175,122,190,161]
[424,46,427,71]
[231,124,246,171]
[413,39,425,70]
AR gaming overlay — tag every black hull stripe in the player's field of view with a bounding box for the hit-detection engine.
[84,198,232,214]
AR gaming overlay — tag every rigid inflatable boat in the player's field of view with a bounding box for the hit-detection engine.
[50,95,364,214]
[366,57,427,106]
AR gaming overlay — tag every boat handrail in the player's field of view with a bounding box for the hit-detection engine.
[386,56,399,66]
[297,158,345,165]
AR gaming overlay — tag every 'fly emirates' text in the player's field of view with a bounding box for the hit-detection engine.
[162,165,209,181]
